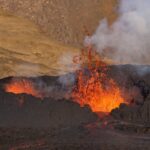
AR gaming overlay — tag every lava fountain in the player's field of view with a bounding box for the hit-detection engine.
[5,78,42,98]
[72,48,126,113]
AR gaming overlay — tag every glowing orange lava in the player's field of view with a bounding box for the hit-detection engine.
[5,79,42,98]
[72,48,126,113]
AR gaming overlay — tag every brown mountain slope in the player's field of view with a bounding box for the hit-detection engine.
[0,0,118,47]
[0,10,80,78]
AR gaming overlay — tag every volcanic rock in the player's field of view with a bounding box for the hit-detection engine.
[0,0,117,47]
[110,65,150,125]
[111,99,150,125]
[0,91,98,128]
[0,9,80,78]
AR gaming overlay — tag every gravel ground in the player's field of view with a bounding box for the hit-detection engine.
[0,126,150,150]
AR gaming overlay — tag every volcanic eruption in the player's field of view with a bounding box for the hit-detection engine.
[72,48,126,113]
[5,78,43,98]
[3,47,126,114]
[1,0,150,149]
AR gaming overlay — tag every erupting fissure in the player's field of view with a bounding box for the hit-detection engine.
[5,79,42,98]
[4,48,126,113]
[72,48,126,113]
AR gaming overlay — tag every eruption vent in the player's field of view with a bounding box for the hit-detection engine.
[72,48,126,113]
[5,79,42,98]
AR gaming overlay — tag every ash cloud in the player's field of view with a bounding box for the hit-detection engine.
[85,0,150,65]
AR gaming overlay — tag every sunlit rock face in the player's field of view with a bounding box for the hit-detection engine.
[0,9,80,78]
[0,0,118,78]
[0,0,117,47]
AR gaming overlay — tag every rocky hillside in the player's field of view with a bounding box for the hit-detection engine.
[0,0,118,47]
[0,0,118,78]
[0,9,80,78]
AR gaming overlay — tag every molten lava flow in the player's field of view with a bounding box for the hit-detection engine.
[72,48,126,113]
[5,79,42,98]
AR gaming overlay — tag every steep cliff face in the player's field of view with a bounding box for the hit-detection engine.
[0,0,117,47]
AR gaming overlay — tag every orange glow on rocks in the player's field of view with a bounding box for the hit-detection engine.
[5,79,42,98]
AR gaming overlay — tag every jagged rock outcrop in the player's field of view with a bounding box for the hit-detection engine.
[111,94,150,125]
[110,65,150,125]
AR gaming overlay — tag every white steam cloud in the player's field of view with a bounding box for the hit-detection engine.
[85,0,150,64]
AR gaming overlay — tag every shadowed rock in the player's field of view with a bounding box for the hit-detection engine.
[0,91,97,128]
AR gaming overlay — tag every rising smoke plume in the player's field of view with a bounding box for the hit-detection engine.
[85,0,150,65]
